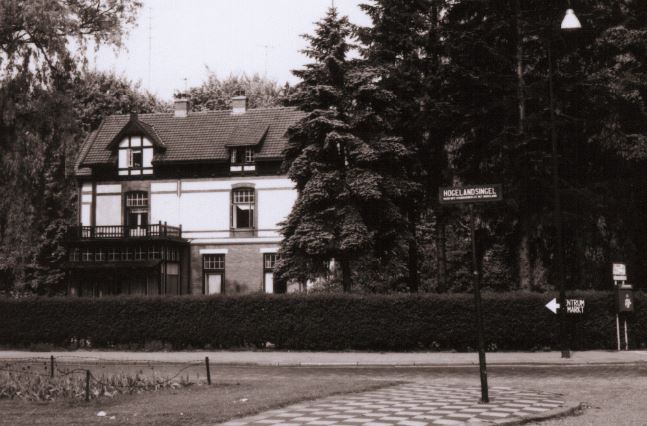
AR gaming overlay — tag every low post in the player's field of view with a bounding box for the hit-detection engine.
[205,356,212,385]
[624,319,629,351]
[85,370,91,402]
[50,355,54,378]
[616,314,621,351]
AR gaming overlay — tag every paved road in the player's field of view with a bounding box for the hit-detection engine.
[1,350,646,366]
[221,383,573,425]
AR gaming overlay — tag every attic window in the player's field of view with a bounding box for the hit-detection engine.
[118,136,153,176]
[230,147,255,165]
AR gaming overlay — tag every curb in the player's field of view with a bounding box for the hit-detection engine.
[3,357,646,368]
[495,401,583,425]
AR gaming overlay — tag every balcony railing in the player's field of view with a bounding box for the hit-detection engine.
[67,222,183,240]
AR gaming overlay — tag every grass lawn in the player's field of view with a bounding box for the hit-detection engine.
[1,362,646,425]
[0,363,399,425]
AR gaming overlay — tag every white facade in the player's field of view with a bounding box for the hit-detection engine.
[81,176,296,243]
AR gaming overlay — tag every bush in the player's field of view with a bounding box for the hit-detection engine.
[0,291,644,351]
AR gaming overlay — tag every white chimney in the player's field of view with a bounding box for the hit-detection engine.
[232,95,248,114]
[174,96,190,118]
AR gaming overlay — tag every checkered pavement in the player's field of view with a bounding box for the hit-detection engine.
[220,383,565,425]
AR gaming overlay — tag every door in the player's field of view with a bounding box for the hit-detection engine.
[264,272,274,293]
[206,273,223,294]
[128,210,148,236]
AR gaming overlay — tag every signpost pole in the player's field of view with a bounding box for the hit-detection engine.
[469,204,488,403]
[624,319,629,351]
[615,280,621,351]
[616,313,621,351]
[439,185,498,404]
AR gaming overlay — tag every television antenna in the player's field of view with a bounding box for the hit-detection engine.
[258,44,275,77]
[147,6,153,90]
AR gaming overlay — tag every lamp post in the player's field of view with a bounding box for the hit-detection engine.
[549,6,581,359]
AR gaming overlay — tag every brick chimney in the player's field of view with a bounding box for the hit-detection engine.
[173,96,190,118]
[232,95,247,114]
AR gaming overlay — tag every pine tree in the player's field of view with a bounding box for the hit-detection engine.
[357,0,443,292]
[276,7,413,292]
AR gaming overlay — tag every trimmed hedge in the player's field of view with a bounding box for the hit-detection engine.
[0,291,645,351]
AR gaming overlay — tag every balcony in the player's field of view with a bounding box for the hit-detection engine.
[66,223,183,241]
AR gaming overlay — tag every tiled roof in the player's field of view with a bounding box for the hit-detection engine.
[79,107,305,167]
[74,129,98,176]
[225,122,269,147]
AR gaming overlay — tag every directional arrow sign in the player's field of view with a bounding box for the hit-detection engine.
[545,298,560,314]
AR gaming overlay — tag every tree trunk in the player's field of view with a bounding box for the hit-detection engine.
[408,210,419,292]
[575,224,585,289]
[437,217,448,292]
[514,0,533,291]
[515,0,525,135]
[518,230,534,290]
[341,258,352,293]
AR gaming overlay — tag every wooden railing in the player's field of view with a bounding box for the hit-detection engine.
[67,222,183,240]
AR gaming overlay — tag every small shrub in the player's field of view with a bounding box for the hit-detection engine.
[0,370,196,402]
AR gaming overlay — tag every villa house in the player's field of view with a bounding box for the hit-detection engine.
[65,96,304,297]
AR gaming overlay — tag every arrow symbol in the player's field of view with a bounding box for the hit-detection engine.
[546,298,560,314]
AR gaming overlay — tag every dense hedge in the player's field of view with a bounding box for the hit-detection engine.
[0,291,644,351]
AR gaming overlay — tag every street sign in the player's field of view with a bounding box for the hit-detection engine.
[618,283,634,313]
[545,298,585,314]
[439,184,503,205]
[566,299,585,314]
[613,263,627,282]
[438,184,503,404]
[546,298,560,314]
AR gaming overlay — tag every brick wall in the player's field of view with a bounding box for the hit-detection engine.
[189,243,277,294]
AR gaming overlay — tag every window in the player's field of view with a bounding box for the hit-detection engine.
[131,149,143,168]
[264,253,277,270]
[147,246,161,260]
[263,253,277,293]
[121,248,133,261]
[244,147,254,163]
[126,192,148,207]
[82,249,93,262]
[107,248,119,261]
[95,248,106,262]
[134,247,145,260]
[203,254,225,270]
[232,188,255,229]
[69,248,80,262]
[230,147,255,164]
[166,263,180,295]
[203,254,225,295]
[126,192,148,236]
[118,136,153,175]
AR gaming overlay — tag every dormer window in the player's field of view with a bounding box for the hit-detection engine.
[229,147,256,173]
[118,136,153,176]
[230,147,254,165]
[245,147,254,163]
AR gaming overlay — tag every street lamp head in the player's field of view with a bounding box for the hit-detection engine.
[561,9,582,30]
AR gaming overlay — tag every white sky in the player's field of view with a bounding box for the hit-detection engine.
[88,0,371,101]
